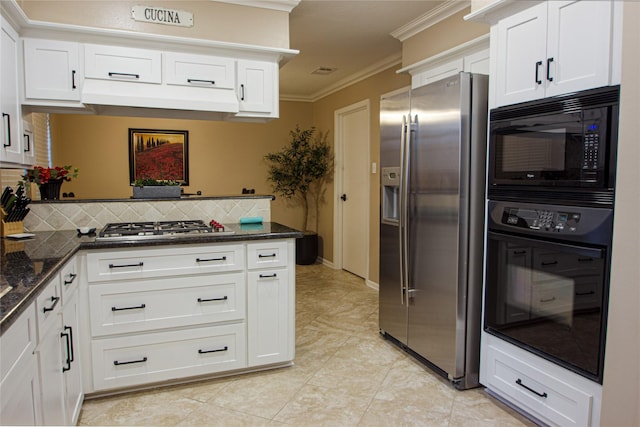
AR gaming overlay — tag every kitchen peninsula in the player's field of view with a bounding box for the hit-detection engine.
[0,194,302,426]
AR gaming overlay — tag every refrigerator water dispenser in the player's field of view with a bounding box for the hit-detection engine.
[381,167,400,225]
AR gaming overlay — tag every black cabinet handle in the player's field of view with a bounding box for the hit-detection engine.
[65,325,75,363]
[258,253,276,258]
[535,60,543,85]
[197,296,228,303]
[114,357,148,366]
[546,57,554,82]
[198,346,228,354]
[64,273,77,285]
[2,113,10,147]
[112,303,146,311]
[196,256,226,262]
[23,133,31,152]
[240,83,245,101]
[516,378,547,398]
[72,70,77,89]
[109,262,144,269]
[43,296,60,313]
[108,72,140,79]
[512,250,527,255]
[578,258,593,263]
[539,297,556,303]
[259,273,277,278]
[541,261,558,266]
[576,290,596,296]
[61,330,72,372]
[187,78,215,85]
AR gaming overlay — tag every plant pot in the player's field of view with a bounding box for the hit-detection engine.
[296,231,318,265]
[132,186,181,199]
[39,178,64,200]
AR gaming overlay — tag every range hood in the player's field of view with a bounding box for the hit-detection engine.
[81,79,240,120]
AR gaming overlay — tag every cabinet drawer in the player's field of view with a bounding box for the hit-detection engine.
[85,44,161,83]
[35,277,62,336]
[91,323,246,391]
[89,272,245,336]
[164,52,235,89]
[485,344,593,427]
[1,303,37,380]
[247,240,288,269]
[60,256,79,302]
[86,244,244,282]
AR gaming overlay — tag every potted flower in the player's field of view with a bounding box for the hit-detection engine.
[132,178,182,199]
[265,126,332,264]
[22,165,79,200]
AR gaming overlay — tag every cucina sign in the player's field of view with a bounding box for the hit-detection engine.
[131,5,194,27]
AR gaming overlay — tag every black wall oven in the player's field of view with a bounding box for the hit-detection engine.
[488,85,619,206]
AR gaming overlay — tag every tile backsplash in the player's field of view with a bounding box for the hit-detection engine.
[23,197,272,232]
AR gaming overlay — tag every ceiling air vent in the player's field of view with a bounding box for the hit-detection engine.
[311,67,337,75]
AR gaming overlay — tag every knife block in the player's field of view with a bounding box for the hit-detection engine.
[1,208,24,237]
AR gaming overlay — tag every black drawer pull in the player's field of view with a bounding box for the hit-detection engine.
[240,84,245,101]
[541,261,558,266]
[512,250,527,255]
[258,253,276,258]
[114,356,148,366]
[198,296,228,303]
[578,258,594,263]
[43,296,60,313]
[187,78,215,85]
[64,273,77,285]
[516,378,548,398]
[109,262,144,269]
[576,290,595,296]
[198,346,228,354]
[72,70,77,89]
[259,273,277,278]
[539,297,556,303]
[112,303,146,312]
[108,72,140,79]
[196,256,226,262]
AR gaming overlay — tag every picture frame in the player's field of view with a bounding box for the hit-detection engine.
[129,128,189,185]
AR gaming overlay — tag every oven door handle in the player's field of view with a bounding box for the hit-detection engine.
[487,231,605,259]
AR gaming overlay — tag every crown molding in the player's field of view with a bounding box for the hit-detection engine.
[211,0,300,13]
[280,52,402,103]
[390,0,471,42]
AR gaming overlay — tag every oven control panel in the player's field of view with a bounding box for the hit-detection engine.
[502,207,581,233]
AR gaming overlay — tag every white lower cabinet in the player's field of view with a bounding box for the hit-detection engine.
[83,240,295,394]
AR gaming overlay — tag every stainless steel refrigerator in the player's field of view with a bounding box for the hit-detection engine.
[379,72,488,390]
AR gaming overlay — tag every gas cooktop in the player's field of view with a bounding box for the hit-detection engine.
[96,220,234,241]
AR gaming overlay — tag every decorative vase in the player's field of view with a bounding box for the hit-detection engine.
[39,178,64,200]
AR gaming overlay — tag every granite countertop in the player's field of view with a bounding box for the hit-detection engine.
[0,222,302,333]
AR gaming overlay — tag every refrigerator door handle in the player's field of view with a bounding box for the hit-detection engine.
[398,115,407,305]
[400,114,413,305]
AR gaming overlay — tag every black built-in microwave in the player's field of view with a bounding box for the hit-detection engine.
[488,86,619,206]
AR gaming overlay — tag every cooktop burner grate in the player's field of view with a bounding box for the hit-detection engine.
[96,219,232,241]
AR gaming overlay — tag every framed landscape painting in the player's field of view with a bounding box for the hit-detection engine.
[129,129,189,185]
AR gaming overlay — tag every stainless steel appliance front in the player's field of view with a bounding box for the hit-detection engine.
[379,73,488,389]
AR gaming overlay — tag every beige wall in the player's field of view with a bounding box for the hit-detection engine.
[600,2,640,426]
[401,7,488,68]
[18,1,290,48]
[50,101,313,230]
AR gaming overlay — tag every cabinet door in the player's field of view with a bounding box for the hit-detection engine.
[494,2,548,106]
[247,268,293,366]
[84,44,161,84]
[37,317,66,426]
[237,60,276,115]
[23,39,81,101]
[545,0,612,97]
[1,16,23,165]
[164,52,235,89]
[62,290,83,425]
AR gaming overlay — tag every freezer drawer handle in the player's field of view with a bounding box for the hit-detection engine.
[197,296,228,303]
[111,303,146,311]
[114,357,148,366]
[109,262,144,269]
[43,296,60,313]
[196,256,227,262]
[516,378,548,398]
[198,346,228,354]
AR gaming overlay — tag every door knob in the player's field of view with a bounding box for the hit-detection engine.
[340,194,347,201]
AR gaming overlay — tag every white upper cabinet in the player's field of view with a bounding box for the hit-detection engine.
[164,52,235,89]
[235,59,277,118]
[494,1,616,107]
[84,44,161,84]
[1,16,23,166]
[23,39,81,102]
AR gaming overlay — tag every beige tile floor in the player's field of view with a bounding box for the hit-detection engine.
[78,264,536,426]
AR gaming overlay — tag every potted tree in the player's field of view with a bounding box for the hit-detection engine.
[265,126,332,265]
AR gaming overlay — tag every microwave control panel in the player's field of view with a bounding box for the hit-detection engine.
[501,207,582,233]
